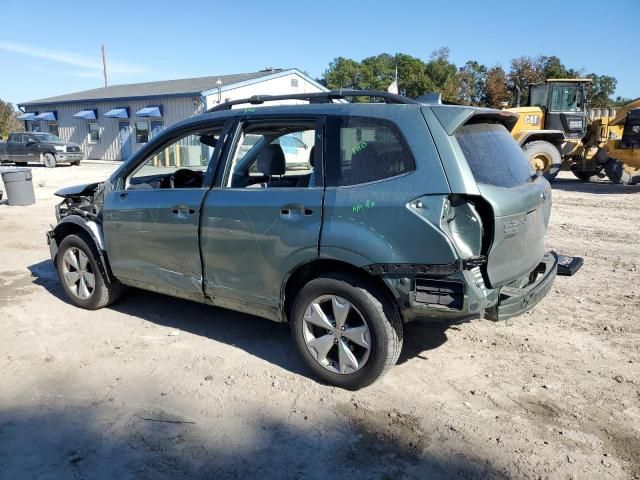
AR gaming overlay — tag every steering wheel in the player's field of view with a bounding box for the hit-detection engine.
[168,169,203,188]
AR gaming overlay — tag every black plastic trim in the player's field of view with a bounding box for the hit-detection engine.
[363,263,458,276]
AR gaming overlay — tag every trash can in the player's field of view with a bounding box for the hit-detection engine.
[1,168,36,206]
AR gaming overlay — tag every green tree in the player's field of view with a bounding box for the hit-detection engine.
[323,57,362,90]
[359,53,396,91]
[0,99,22,139]
[587,74,617,107]
[394,53,430,98]
[538,55,570,79]
[612,96,634,107]
[458,60,487,106]
[424,47,460,102]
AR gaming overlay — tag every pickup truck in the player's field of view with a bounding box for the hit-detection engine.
[0,132,83,168]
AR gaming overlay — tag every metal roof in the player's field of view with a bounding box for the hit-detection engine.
[19,69,288,106]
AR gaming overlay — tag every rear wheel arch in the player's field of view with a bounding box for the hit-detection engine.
[282,259,400,323]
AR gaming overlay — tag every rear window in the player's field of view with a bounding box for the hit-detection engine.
[455,122,532,188]
[325,116,415,186]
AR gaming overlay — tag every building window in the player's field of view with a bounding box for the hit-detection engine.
[48,122,59,137]
[291,78,299,88]
[88,121,100,143]
[135,121,149,143]
[150,121,164,139]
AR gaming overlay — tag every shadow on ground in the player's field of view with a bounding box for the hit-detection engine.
[0,403,508,480]
[28,259,449,379]
[552,177,640,194]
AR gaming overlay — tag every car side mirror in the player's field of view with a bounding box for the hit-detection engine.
[26,139,36,145]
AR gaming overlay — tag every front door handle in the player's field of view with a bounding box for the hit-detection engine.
[119,193,128,201]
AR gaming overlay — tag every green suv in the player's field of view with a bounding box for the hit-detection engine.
[47,90,557,389]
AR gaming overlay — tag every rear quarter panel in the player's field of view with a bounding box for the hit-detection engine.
[320,107,458,266]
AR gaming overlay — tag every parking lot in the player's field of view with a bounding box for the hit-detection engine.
[1,163,639,479]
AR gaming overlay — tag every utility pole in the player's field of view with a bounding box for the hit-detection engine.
[101,44,108,88]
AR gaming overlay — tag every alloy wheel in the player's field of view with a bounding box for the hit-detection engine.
[302,295,371,375]
[61,247,95,300]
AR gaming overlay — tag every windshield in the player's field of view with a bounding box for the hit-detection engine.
[33,133,63,143]
[550,85,582,112]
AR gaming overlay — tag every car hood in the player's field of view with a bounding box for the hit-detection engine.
[54,182,102,198]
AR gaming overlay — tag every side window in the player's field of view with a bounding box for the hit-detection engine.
[325,116,415,186]
[223,120,319,189]
[126,127,223,190]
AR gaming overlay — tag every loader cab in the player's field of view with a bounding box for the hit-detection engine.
[528,79,591,139]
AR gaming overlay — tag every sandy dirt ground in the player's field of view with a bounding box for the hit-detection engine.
[0,163,638,479]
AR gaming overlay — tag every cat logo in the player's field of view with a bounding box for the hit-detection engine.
[633,125,640,134]
[524,115,541,125]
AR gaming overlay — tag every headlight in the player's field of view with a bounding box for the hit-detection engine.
[54,146,66,152]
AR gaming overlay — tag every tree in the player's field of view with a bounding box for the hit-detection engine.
[587,74,617,107]
[508,56,544,105]
[323,57,362,90]
[0,99,22,139]
[359,54,396,91]
[458,61,487,106]
[538,55,570,79]
[394,53,430,98]
[484,66,510,108]
[612,96,634,107]
[424,47,460,102]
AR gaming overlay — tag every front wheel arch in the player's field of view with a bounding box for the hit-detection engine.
[52,219,115,285]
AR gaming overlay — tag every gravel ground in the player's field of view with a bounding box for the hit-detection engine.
[0,164,638,479]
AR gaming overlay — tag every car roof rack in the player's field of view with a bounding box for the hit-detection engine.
[206,89,419,112]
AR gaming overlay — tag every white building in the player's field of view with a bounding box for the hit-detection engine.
[17,68,327,161]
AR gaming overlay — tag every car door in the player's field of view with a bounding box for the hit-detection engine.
[102,120,230,299]
[8,134,26,161]
[23,134,39,162]
[200,117,323,314]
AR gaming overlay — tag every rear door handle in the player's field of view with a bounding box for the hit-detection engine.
[172,206,197,216]
[280,205,313,218]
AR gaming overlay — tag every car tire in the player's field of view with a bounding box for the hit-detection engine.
[522,141,562,182]
[43,153,56,168]
[290,273,403,390]
[56,234,122,310]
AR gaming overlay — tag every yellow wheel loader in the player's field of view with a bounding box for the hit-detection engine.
[585,99,640,185]
[506,79,593,181]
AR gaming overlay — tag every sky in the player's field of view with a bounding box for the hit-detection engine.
[0,0,638,106]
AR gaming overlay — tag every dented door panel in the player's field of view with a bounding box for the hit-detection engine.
[200,188,323,307]
[103,188,206,294]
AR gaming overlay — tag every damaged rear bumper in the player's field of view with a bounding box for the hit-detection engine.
[486,251,558,321]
